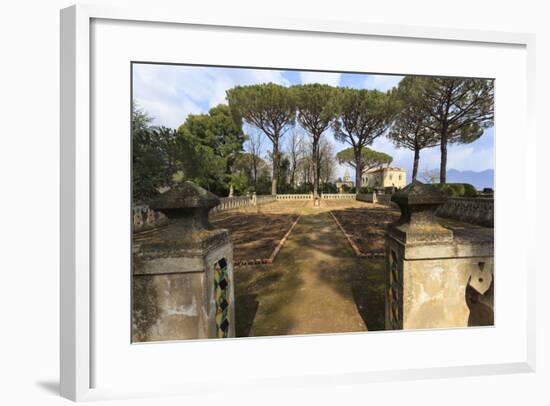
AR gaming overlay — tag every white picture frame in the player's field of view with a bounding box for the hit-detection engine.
[60,4,537,402]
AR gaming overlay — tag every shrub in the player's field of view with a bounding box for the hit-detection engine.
[341,184,353,193]
[433,183,477,197]
[462,183,478,197]
[320,182,338,193]
[359,186,374,194]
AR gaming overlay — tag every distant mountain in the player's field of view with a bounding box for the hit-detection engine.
[446,169,494,190]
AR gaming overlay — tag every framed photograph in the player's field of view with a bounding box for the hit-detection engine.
[60,4,536,401]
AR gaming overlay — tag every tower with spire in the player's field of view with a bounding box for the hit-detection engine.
[343,168,351,183]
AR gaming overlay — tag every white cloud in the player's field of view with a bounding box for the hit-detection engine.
[446,145,494,172]
[133,64,290,128]
[363,75,404,92]
[299,71,342,86]
[137,97,202,131]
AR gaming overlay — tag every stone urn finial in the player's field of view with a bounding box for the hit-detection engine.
[390,180,452,242]
[149,181,220,231]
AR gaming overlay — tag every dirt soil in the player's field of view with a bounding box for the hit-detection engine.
[330,205,400,255]
[211,211,299,263]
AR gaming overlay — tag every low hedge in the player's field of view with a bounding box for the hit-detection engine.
[432,183,478,198]
[358,186,374,194]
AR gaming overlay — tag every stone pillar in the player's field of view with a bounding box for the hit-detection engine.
[385,181,493,330]
[132,181,235,342]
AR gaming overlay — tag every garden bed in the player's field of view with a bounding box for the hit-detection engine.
[330,206,400,256]
[211,212,300,266]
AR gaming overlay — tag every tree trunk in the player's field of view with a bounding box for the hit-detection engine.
[312,138,319,198]
[412,147,420,181]
[439,129,447,184]
[355,167,362,194]
[354,149,362,193]
[252,158,258,185]
[316,157,321,193]
[271,139,279,195]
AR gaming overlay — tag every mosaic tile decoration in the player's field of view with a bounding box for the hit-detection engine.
[214,257,230,338]
[387,250,403,330]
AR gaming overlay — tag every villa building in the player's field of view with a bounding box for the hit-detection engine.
[362,167,407,189]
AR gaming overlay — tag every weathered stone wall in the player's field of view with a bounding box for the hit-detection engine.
[132,182,236,342]
[133,205,168,233]
[436,197,494,227]
[385,235,494,330]
[133,242,235,342]
[376,194,392,205]
[356,193,375,203]
[356,192,394,206]
[384,181,494,331]
[135,195,277,225]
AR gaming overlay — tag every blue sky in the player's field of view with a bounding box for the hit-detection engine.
[133,63,494,181]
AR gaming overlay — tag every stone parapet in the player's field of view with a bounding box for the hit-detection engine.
[385,181,494,330]
[436,197,494,227]
[132,182,235,342]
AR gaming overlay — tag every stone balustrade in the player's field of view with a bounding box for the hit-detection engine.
[211,196,252,213]
[321,193,355,200]
[436,197,494,227]
[276,194,313,200]
[134,194,278,228]
[357,192,494,227]
[255,195,277,205]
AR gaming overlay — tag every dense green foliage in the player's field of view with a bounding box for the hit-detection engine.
[132,103,246,202]
[132,107,179,201]
[416,77,494,183]
[226,83,296,195]
[358,186,375,194]
[387,77,440,181]
[176,104,246,195]
[333,87,395,189]
[133,75,494,202]
[433,183,478,197]
[336,147,393,173]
